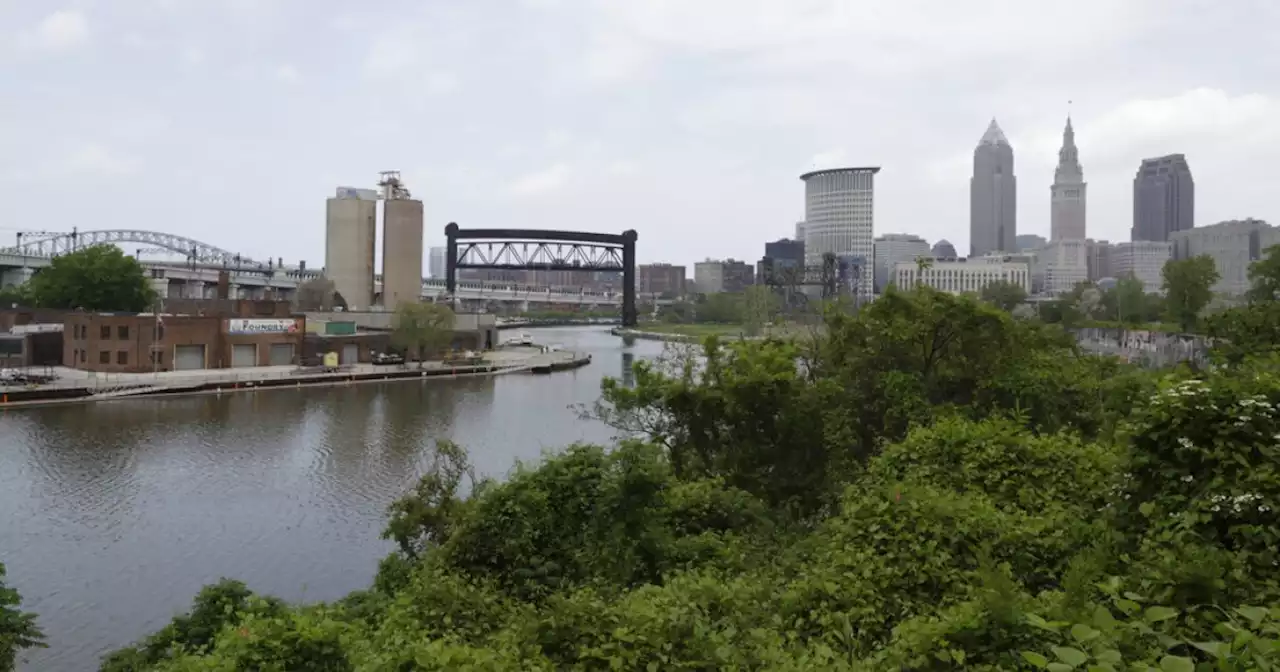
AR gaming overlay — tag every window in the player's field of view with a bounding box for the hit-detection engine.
[100,325,110,339]
[157,325,165,340]
[117,325,129,339]
[99,350,110,364]
[117,351,127,365]
[79,349,85,363]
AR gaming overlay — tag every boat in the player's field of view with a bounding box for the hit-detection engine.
[503,332,533,347]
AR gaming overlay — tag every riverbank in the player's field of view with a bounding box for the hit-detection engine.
[0,348,591,409]
[612,324,815,343]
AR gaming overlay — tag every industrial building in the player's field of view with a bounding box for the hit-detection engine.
[324,187,378,310]
[62,312,304,373]
[379,171,425,312]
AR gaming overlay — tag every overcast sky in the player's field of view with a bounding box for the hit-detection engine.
[3,0,1278,270]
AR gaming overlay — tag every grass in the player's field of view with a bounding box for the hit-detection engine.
[637,323,747,337]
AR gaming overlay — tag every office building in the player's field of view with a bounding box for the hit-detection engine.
[1170,218,1273,296]
[801,167,878,298]
[694,259,754,294]
[324,187,378,310]
[970,119,1017,256]
[1050,117,1087,241]
[1132,154,1194,242]
[379,172,424,311]
[1086,239,1113,282]
[794,221,806,241]
[637,264,687,297]
[1112,241,1173,291]
[873,233,931,293]
[895,257,1030,295]
[428,247,447,280]
[1033,240,1089,296]
[1016,234,1046,252]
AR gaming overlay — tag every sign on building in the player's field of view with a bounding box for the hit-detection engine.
[226,318,299,335]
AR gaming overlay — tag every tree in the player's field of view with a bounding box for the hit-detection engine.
[0,284,31,309]
[294,277,341,312]
[1100,276,1153,325]
[26,245,157,312]
[741,285,779,336]
[0,562,44,672]
[979,280,1027,312]
[1162,255,1219,332]
[1246,244,1280,303]
[391,302,456,365]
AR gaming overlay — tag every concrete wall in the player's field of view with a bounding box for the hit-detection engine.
[324,197,377,311]
[382,199,424,312]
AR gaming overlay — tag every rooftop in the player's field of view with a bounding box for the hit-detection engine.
[799,166,882,181]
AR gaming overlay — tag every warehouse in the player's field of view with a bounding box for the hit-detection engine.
[62,313,305,373]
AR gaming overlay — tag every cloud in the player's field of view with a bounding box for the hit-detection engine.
[23,9,90,51]
[275,64,300,83]
[181,45,206,65]
[53,144,141,178]
[509,163,572,197]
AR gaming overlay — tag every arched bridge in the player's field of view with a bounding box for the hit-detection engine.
[2,229,263,267]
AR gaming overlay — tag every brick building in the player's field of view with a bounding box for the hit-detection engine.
[63,313,305,373]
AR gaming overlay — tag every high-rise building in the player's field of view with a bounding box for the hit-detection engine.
[801,167,878,298]
[1050,117,1087,241]
[932,239,958,259]
[794,221,806,241]
[1033,240,1089,295]
[1016,234,1046,252]
[1086,239,1112,281]
[1170,219,1273,296]
[379,172,424,312]
[1112,241,1173,292]
[970,119,1017,257]
[324,187,377,311]
[428,246,447,280]
[1132,154,1194,242]
[873,233,930,293]
[637,263,687,297]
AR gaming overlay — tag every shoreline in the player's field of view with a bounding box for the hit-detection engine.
[0,350,591,409]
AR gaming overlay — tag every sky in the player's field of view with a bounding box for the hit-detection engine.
[2,0,1279,271]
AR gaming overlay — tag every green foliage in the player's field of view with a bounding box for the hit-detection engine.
[980,279,1029,311]
[0,562,44,672]
[390,301,456,363]
[1247,244,1280,304]
[26,244,158,312]
[101,282,1280,671]
[741,284,779,336]
[0,284,32,309]
[1163,255,1220,332]
[101,580,285,671]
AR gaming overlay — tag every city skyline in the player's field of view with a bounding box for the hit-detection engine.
[2,1,1277,269]
[970,118,1018,256]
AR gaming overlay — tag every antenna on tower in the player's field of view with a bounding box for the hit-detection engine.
[377,171,410,200]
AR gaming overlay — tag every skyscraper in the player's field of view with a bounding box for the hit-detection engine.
[970,119,1017,257]
[1050,117,1087,241]
[801,167,878,298]
[1132,154,1194,242]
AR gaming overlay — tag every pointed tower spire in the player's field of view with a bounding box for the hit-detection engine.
[979,118,1009,146]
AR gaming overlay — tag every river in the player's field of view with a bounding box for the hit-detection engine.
[0,327,664,671]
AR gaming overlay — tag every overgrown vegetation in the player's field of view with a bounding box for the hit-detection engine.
[1,245,158,313]
[0,563,44,672]
[6,276,1278,670]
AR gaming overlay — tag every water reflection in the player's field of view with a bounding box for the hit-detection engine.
[0,327,665,671]
[621,351,636,388]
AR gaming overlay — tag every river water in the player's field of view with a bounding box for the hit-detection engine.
[0,327,663,671]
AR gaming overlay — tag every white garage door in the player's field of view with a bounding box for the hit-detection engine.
[341,344,359,364]
[231,344,257,367]
[269,343,294,366]
[174,345,205,371]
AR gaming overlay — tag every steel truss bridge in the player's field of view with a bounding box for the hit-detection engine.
[445,223,638,326]
[0,228,642,307]
[4,229,265,267]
